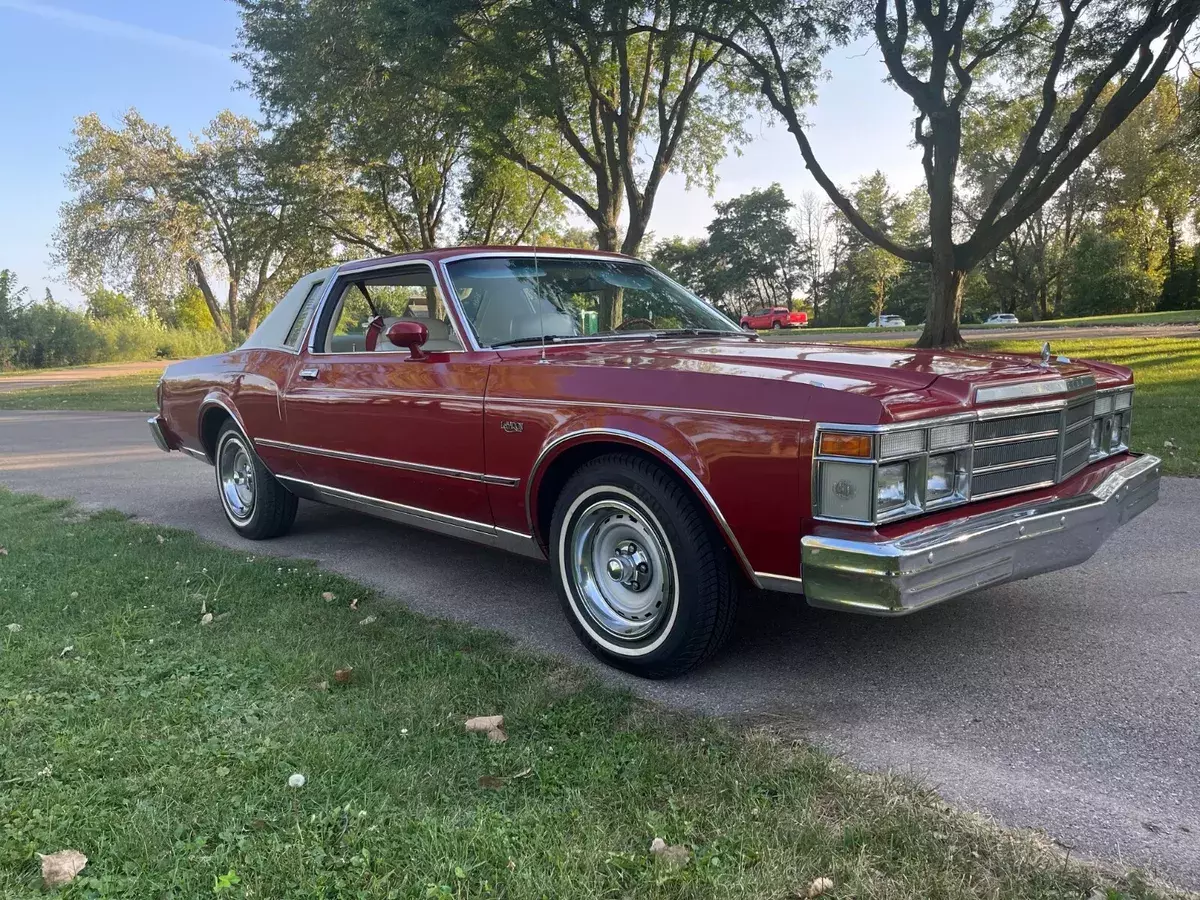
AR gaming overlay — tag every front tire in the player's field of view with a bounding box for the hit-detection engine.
[215,421,297,540]
[549,453,738,678]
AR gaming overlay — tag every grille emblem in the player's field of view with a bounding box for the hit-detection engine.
[1041,342,1052,367]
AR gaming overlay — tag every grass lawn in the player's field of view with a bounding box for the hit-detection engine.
[0,490,1178,899]
[0,373,160,413]
[774,309,1200,335]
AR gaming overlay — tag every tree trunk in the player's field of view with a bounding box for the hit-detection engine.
[188,259,228,337]
[917,260,966,348]
[597,220,623,330]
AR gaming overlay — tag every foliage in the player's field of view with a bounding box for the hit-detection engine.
[1064,228,1160,317]
[0,490,1178,897]
[700,0,1200,346]
[53,110,330,340]
[84,288,138,321]
[0,269,226,371]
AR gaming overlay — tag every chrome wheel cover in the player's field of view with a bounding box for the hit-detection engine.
[218,435,256,522]
[567,496,674,642]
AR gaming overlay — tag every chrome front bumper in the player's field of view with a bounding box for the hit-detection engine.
[148,416,171,453]
[800,453,1161,615]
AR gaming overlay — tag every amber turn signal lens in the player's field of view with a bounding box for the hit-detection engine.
[819,432,873,458]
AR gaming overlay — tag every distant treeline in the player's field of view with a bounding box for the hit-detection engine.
[0,272,226,371]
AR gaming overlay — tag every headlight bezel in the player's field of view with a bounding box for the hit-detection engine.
[813,386,1134,525]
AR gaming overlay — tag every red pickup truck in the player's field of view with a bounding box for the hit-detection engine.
[740,306,808,330]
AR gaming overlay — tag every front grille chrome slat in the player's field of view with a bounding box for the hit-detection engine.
[970,398,1096,499]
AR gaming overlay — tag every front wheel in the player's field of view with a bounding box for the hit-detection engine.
[215,421,298,539]
[549,453,739,678]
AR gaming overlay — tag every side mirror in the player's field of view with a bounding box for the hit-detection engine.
[386,320,429,359]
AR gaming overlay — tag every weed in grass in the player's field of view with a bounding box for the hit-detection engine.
[0,489,1183,898]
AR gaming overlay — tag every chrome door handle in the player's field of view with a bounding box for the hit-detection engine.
[299,367,319,380]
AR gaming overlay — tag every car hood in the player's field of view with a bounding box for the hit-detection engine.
[538,338,1107,420]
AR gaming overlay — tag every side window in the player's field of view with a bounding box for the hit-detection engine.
[282,280,324,350]
[315,266,464,354]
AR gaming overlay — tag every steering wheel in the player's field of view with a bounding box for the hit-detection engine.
[614,317,655,332]
[363,315,386,351]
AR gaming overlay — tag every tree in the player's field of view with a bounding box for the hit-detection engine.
[704,184,807,313]
[457,146,572,246]
[85,287,138,321]
[690,0,1199,346]
[54,110,328,340]
[795,191,835,321]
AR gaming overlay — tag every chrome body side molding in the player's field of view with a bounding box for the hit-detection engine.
[525,427,761,588]
[755,572,805,594]
[255,438,520,487]
[275,475,545,560]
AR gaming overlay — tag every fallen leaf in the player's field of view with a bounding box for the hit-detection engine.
[199,613,214,626]
[478,775,506,790]
[215,766,230,778]
[5,623,21,633]
[649,837,690,868]
[807,876,835,897]
[38,849,87,888]
[511,767,533,779]
[321,591,336,602]
[465,715,505,732]
[358,615,378,626]
[59,646,74,658]
[156,534,165,544]
[312,680,329,692]
[334,666,354,684]
[69,591,78,599]
[349,598,359,611]
[0,547,8,557]
[251,819,268,831]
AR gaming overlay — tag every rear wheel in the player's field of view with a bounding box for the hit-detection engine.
[549,453,738,678]
[215,421,297,540]
[771,320,782,330]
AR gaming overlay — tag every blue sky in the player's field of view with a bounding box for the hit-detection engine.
[0,0,920,307]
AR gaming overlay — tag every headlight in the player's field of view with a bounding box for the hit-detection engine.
[875,461,909,513]
[817,461,872,522]
[925,453,956,502]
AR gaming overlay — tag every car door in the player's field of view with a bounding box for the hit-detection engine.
[279,261,495,525]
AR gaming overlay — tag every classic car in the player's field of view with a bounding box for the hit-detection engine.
[740,307,808,330]
[149,247,1161,678]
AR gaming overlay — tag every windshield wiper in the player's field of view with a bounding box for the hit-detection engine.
[489,334,567,349]
[653,328,752,338]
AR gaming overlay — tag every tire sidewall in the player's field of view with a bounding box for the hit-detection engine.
[550,461,716,671]
[215,424,265,535]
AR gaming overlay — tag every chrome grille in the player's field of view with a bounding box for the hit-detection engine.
[972,461,1058,497]
[975,411,1061,442]
[974,436,1059,469]
[971,398,1098,499]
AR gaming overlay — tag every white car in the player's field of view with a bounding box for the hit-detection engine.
[867,315,906,328]
[985,313,1020,325]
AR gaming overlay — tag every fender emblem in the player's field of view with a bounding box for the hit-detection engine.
[500,420,524,434]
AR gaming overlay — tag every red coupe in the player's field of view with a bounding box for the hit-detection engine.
[150,247,1160,677]
[740,306,808,330]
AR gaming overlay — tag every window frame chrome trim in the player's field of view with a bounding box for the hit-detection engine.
[306,259,473,356]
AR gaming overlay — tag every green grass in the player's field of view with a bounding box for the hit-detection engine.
[762,308,1200,335]
[0,373,160,412]
[0,491,1179,899]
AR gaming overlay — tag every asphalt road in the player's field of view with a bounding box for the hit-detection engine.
[3,410,1198,887]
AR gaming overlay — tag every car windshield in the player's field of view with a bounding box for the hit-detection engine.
[444,255,742,348]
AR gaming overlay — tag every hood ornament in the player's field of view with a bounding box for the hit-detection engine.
[1041,341,1052,367]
